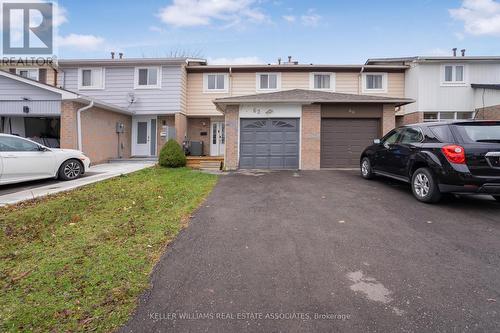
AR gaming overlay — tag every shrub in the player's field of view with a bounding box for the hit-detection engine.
[159,139,186,168]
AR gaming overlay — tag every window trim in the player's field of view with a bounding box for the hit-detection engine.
[362,72,388,93]
[440,64,467,86]
[134,66,162,89]
[309,72,335,91]
[423,111,475,122]
[203,73,229,93]
[256,72,281,91]
[77,67,105,90]
[16,68,39,81]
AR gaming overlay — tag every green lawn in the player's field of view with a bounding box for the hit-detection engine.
[0,167,218,332]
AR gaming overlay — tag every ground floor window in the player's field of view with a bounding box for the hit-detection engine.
[423,111,474,122]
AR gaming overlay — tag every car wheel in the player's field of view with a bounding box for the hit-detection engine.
[411,167,442,203]
[58,159,83,181]
[360,157,374,179]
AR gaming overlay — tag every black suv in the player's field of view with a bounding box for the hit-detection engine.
[360,121,500,203]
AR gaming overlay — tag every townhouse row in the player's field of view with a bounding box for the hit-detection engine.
[1,54,499,169]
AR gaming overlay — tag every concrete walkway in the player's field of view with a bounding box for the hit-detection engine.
[0,162,155,206]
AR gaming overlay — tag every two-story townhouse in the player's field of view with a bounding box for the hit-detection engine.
[366,54,500,125]
[0,62,58,85]
[185,61,413,170]
[57,57,206,158]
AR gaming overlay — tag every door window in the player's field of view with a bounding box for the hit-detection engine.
[0,136,40,152]
[137,122,148,144]
[381,130,400,145]
[399,128,423,144]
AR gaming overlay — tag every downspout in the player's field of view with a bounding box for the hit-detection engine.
[358,65,365,94]
[229,66,233,96]
[77,100,94,151]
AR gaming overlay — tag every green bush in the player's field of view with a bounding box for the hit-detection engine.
[159,139,186,168]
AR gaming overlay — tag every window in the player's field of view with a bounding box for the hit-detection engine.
[135,67,161,88]
[78,68,104,89]
[0,136,40,152]
[453,123,500,143]
[399,127,423,144]
[310,73,335,90]
[424,112,474,122]
[256,73,280,91]
[441,64,466,85]
[381,129,400,145]
[429,125,455,142]
[362,73,387,93]
[16,68,39,80]
[204,73,228,92]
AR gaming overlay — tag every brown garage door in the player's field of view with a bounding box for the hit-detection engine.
[321,118,380,168]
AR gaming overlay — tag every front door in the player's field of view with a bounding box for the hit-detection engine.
[132,117,157,156]
[210,122,225,156]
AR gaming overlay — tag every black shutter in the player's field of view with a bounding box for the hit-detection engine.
[39,68,47,83]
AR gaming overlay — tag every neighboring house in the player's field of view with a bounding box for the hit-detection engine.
[0,62,58,85]
[186,61,413,169]
[0,70,134,164]
[57,57,206,157]
[365,54,500,125]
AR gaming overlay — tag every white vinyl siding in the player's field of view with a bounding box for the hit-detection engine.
[134,67,161,89]
[78,68,104,90]
[256,73,281,91]
[203,73,228,93]
[310,72,335,91]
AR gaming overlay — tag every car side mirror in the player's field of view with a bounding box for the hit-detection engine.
[38,145,50,152]
[373,139,381,144]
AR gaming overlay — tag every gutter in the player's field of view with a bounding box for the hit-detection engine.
[77,100,94,151]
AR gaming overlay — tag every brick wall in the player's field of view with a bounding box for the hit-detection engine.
[175,113,187,144]
[224,105,239,170]
[382,104,396,135]
[187,118,211,156]
[400,112,424,126]
[157,115,175,154]
[60,101,132,164]
[301,104,321,170]
[475,105,500,120]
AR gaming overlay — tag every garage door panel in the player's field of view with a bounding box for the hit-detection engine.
[321,118,380,168]
[240,118,299,169]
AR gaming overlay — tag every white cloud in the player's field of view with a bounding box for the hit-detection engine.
[301,9,321,27]
[158,0,268,27]
[282,15,296,23]
[207,56,263,65]
[56,34,105,51]
[450,0,500,36]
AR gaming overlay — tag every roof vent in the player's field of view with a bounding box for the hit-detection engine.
[278,57,282,65]
[119,52,124,59]
[461,49,466,57]
[284,56,299,65]
[452,48,457,57]
[111,51,115,59]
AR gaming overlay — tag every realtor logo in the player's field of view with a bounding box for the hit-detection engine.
[2,2,53,55]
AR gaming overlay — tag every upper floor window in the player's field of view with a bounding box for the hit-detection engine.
[362,73,387,93]
[135,67,161,89]
[203,73,228,93]
[310,72,335,91]
[441,64,465,86]
[78,68,104,90]
[16,68,39,81]
[256,73,280,91]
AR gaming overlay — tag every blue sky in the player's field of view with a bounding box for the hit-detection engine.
[52,0,500,64]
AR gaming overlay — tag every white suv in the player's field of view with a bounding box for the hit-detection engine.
[0,134,91,185]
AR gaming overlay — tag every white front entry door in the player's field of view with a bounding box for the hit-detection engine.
[210,122,225,156]
[132,117,157,156]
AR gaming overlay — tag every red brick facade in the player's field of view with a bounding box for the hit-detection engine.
[301,104,321,170]
[224,106,239,170]
[60,101,132,164]
[475,105,500,120]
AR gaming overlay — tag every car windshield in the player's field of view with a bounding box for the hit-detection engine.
[453,123,500,143]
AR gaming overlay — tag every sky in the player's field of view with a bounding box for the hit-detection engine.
[13,0,500,64]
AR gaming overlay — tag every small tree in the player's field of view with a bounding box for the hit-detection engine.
[159,139,186,168]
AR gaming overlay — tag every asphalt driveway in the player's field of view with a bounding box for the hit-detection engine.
[121,170,500,333]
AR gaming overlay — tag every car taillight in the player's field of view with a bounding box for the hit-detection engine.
[441,145,466,164]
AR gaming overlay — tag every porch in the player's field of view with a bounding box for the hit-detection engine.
[186,156,224,170]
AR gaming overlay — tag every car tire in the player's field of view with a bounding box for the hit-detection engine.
[360,157,374,179]
[411,167,442,203]
[58,159,83,181]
